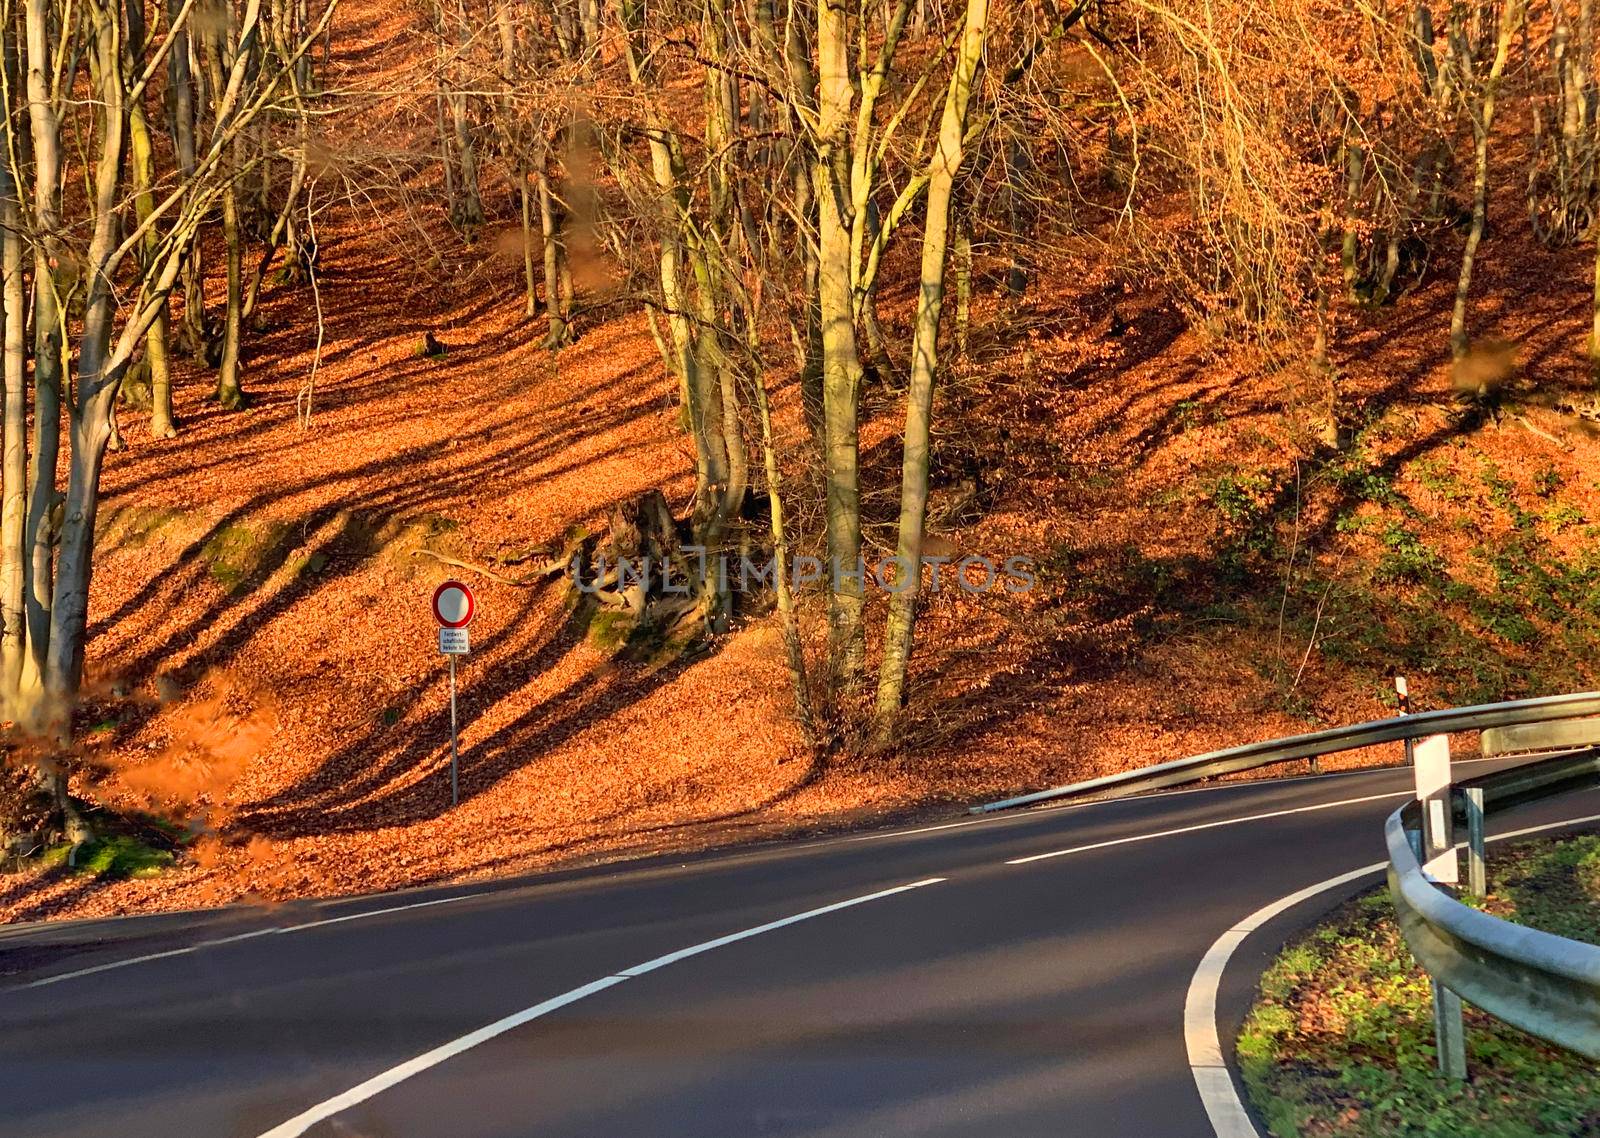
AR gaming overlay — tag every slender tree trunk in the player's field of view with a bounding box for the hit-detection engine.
[38,1,125,848]
[21,0,61,707]
[0,170,25,709]
[1451,0,1523,360]
[873,0,989,741]
[242,32,311,329]
[448,90,483,227]
[954,219,972,354]
[45,4,125,708]
[520,170,538,318]
[170,0,205,358]
[1592,231,1600,380]
[537,162,569,347]
[201,31,246,409]
[816,0,866,685]
[215,171,245,405]
[127,11,175,438]
[794,160,824,437]
[434,83,456,213]
[1003,136,1032,299]
[579,0,600,52]
[1340,135,1364,299]
[753,361,817,748]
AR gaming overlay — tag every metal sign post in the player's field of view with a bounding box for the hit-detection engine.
[449,655,459,807]
[432,580,476,807]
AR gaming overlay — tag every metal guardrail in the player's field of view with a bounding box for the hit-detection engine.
[971,691,1600,814]
[1387,748,1600,1065]
[1482,717,1600,757]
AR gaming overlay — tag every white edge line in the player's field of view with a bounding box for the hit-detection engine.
[7,755,1509,990]
[1185,809,1600,1138]
[1005,790,1410,865]
[255,876,946,1138]
[846,756,1511,846]
[13,896,472,992]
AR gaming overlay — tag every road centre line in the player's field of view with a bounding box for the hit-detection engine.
[11,895,472,993]
[1005,791,1411,865]
[11,756,1506,991]
[255,876,947,1138]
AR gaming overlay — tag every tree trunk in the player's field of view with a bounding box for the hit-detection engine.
[127,11,176,438]
[794,160,824,438]
[954,220,972,354]
[537,163,570,347]
[1451,0,1523,360]
[215,165,246,407]
[448,89,483,227]
[0,170,25,710]
[201,29,246,409]
[753,360,817,748]
[169,0,206,359]
[1003,136,1032,299]
[520,170,538,318]
[21,0,61,707]
[579,0,600,52]
[873,0,989,742]
[816,0,866,685]
[1592,231,1600,381]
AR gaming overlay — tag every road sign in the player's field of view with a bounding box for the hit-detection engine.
[430,579,476,808]
[432,580,475,629]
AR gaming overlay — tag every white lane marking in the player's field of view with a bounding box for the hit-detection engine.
[255,876,946,1138]
[257,976,628,1138]
[1186,809,1600,1138]
[8,756,1507,988]
[265,895,469,934]
[1006,791,1410,864]
[616,880,945,975]
[841,757,1511,846]
[11,896,472,992]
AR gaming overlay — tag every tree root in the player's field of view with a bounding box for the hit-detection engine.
[409,548,543,585]
[1511,411,1568,447]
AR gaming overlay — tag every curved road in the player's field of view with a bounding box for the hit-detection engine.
[3,759,1597,1138]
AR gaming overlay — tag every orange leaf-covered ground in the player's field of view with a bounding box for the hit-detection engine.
[5,0,1599,925]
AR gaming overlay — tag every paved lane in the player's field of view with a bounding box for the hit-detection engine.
[2,760,1593,1138]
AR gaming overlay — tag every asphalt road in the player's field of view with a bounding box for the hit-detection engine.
[3,759,1597,1138]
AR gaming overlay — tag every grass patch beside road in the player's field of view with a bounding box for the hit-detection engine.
[1240,834,1600,1137]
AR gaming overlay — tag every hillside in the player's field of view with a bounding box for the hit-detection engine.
[4,0,1600,924]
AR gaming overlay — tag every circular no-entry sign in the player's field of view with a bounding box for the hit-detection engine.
[432,580,475,628]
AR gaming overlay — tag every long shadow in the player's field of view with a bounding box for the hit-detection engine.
[236,591,732,835]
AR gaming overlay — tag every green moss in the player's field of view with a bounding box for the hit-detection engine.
[97,505,186,551]
[587,608,635,652]
[41,836,174,879]
[200,520,292,593]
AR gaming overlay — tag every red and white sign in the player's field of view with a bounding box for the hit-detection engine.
[432,580,475,629]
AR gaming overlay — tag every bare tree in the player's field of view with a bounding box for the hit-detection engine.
[0,0,339,841]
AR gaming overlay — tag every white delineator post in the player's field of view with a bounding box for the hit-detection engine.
[1397,674,1467,1080]
[432,580,475,807]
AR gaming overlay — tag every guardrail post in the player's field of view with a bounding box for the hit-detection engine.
[1432,982,1468,1081]
[1464,786,1487,899]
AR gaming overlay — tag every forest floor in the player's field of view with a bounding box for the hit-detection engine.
[4,0,1600,924]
